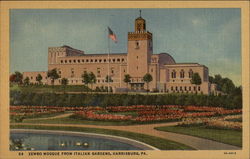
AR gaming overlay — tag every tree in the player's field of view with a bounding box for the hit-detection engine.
[209,76,214,83]
[13,71,23,85]
[221,78,235,94]
[82,71,90,87]
[191,73,202,93]
[23,77,30,86]
[89,72,96,92]
[123,74,131,93]
[47,68,59,86]
[9,74,16,84]
[61,78,68,93]
[36,74,43,85]
[143,73,153,94]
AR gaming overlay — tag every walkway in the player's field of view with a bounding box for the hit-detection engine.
[23,113,73,121]
[12,121,241,150]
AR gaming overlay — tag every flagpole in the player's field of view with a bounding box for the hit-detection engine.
[108,27,110,94]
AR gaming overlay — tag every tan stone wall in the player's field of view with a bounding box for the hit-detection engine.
[127,39,151,79]
[162,64,209,94]
[23,71,48,84]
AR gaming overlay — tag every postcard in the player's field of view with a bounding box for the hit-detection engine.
[0,1,249,159]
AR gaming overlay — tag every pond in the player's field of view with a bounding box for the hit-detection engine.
[10,129,156,151]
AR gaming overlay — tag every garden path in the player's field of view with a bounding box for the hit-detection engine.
[12,122,241,150]
[23,113,74,121]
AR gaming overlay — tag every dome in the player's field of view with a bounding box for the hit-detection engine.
[158,53,176,65]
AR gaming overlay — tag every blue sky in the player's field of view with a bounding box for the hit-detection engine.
[10,9,241,86]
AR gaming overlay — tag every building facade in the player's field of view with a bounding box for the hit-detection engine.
[23,14,216,94]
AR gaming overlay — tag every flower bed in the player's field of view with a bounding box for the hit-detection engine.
[10,105,242,124]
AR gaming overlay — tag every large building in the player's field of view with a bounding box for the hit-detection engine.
[23,13,216,94]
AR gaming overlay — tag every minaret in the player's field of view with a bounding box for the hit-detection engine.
[127,10,153,79]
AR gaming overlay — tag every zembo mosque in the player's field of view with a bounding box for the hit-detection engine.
[23,12,217,94]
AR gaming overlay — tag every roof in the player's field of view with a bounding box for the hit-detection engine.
[84,53,127,56]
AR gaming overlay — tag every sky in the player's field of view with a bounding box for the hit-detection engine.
[10,9,241,86]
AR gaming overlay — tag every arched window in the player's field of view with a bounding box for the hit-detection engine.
[117,59,120,62]
[82,59,84,62]
[171,70,176,78]
[189,69,193,78]
[180,69,185,78]
[99,59,102,62]
[135,41,140,49]
[78,59,80,63]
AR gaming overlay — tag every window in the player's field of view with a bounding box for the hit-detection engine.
[124,69,126,73]
[189,69,193,78]
[117,59,120,62]
[137,56,138,59]
[99,59,102,62]
[104,59,106,62]
[90,59,93,62]
[180,86,182,91]
[69,60,71,63]
[31,77,33,80]
[175,86,178,91]
[95,59,97,62]
[198,86,201,91]
[97,68,101,74]
[137,66,138,70]
[78,59,80,63]
[171,86,173,91]
[111,68,114,74]
[171,70,176,78]
[122,58,124,62]
[71,68,74,77]
[82,59,84,62]
[184,86,187,91]
[65,60,67,63]
[73,60,76,63]
[113,59,115,62]
[135,41,140,49]
[61,60,63,63]
[180,70,185,78]
[189,86,191,91]
[86,59,89,62]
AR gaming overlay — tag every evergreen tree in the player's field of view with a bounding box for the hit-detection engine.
[47,68,59,86]
[36,74,43,85]
[123,74,131,93]
[143,73,153,94]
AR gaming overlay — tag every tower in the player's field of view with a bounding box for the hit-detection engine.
[127,11,153,80]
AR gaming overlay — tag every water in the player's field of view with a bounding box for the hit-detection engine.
[10,131,146,151]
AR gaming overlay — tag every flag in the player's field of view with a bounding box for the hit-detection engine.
[108,27,117,43]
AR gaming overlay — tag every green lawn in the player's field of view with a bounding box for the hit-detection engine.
[10,125,194,150]
[225,118,242,122]
[10,84,91,93]
[155,125,242,147]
